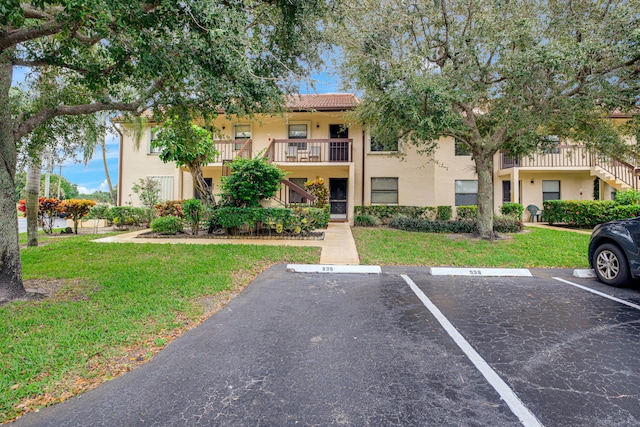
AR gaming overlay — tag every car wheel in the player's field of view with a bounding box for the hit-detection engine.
[593,243,631,287]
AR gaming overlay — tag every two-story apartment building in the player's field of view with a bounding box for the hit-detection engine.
[116,94,637,223]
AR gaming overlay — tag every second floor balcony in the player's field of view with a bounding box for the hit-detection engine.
[265,138,353,163]
[211,139,252,163]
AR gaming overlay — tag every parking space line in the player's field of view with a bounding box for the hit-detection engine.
[553,277,640,311]
[401,275,542,427]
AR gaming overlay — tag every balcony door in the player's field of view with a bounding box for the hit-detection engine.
[329,124,349,162]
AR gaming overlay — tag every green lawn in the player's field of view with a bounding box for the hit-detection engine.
[352,226,590,268]
[1,234,319,423]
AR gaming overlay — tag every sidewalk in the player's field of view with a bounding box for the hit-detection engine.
[525,222,593,235]
[93,222,360,265]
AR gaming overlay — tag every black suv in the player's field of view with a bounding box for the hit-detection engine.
[589,217,640,287]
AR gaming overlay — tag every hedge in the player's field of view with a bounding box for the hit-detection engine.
[354,206,436,223]
[150,216,183,235]
[456,205,477,219]
[209,206,328,235]
[102,206,152,226]
[389,216,522,234]
[501,203,524,219]
[542,200,640,227]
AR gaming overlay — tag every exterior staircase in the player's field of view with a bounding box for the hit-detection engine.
[591,155,640,191]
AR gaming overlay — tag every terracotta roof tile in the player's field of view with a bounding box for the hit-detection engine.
[286,94,360,111]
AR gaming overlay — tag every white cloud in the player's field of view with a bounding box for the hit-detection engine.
[77,186,98,194]
[98,179,110,191]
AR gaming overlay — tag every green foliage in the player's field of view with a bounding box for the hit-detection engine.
[155,200,184,218]
[150,216,184,235]
[17,197,63,234]
[389,216,522,234]
[436,205,452,221]
[543,199,640,227]
[131,178,161,210]
[614,189,640,205]
[103,206,151,227]
[501,203,524,219]
[354,205,436,223]
[210,207,324,235]
[456,206,478,219]
[182,199,203,236]
[304,178,329,208]
[87,204,110,220]
[220,157,286,207]
[354,214,381,227]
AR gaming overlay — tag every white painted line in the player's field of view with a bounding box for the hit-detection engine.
[401,274,542,427]
[553,277,640,311]
[430,267,532,277]
[573,269,596,278]
[286,264,381,274]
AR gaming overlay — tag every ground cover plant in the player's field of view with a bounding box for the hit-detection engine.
[352,226,589,268]
[1,235,319,423]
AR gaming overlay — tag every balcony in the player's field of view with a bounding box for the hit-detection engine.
[211,139,252,163]
[500,145,593,169]
[265,139,352,163]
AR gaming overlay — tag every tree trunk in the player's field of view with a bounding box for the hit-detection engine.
[102,140,117,205]
[25,158,42,246]
[475,152,495,240]
[0,51,26,301]
[190,164,216,207]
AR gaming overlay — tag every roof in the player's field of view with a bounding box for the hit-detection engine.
[285,94,360,111]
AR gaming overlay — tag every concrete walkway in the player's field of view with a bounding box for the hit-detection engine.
[525,222,593,235]
[93,222,360,265]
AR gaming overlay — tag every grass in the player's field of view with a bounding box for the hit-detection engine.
[352,226,590,268]
[1,234,319,423]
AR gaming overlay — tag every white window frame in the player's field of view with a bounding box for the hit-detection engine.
[542,180,561,201]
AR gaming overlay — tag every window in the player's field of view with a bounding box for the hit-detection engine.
[455,180,478,206]
[455,139,472,156]
[542,180,560,201]
[288,123,308,150]
[149,129,162,154]
[502,180,511,203]
[371,178,398,204]
[329,124,349,139]
[233,124,251,150]
[370,135,398,152]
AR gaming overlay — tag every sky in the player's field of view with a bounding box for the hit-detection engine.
[12,65,343,196]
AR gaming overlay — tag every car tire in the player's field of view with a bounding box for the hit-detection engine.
[593,243,631,287]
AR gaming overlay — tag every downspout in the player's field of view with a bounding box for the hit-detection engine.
[114,123,124,206]
[361,129,366,205]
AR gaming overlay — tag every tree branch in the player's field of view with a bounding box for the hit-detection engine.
[0,21,65,50]
[15,102,141,141]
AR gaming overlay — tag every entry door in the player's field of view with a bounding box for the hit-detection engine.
[329,178,348,216]
[329,125,349,162]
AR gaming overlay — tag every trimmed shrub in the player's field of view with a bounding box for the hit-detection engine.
[501,203,524,219]
[209,206,325,235]
[305,178,329,209]
[436,205,452,221]
[354,206,435,223]
[389,216,522,234]
[456,205,477,219]
[493,215,523,233]
[354,214,381,227]
[615,189,640,205]
[543,200,617,227]
[88,204,110,220]
[292,206,330,229]
[150,216,183,235]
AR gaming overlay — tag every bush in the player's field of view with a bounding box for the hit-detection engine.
[292,206,330,229]
[354,206,436,223]
[58,199,97,234]
[543,200,616,227]
[389,216,522,234]
[456,205,477,219]
[104,206,152,227]
[615,189,640,205]
[436,205,452,221]
[155,200,184,218]
[209,206,325,235]
[88,204,110,220]
[354,214,381,227]
[150,216,183,235]
[501,203,524,219]
[220,157,286,207]
[305,178,329,209]
[182,198,203,235]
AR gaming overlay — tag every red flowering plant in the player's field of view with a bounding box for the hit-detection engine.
[17,197,63,234]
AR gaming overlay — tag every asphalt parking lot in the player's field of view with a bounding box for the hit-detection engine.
[12,266,640,426]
